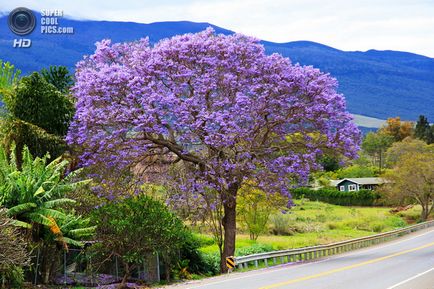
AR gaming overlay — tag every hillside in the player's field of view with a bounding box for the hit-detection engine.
[0,14,433,121]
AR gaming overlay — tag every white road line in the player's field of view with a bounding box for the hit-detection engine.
[385,267,434,289]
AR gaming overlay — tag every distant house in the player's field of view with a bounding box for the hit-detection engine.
[331,178,387,192]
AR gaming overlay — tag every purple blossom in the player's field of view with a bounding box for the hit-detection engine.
[67,27,360,201]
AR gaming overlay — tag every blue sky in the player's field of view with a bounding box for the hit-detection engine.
[2,0,433,57]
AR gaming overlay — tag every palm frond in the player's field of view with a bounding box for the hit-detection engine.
[7,202,37,217]
[34,208,67,220]
[60,237,85,247]
[11,219,32,229]
[43,198,76,208]
[25,213,53,227]
[66,226,96,238]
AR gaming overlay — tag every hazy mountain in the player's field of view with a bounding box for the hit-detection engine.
[1,13,433,121]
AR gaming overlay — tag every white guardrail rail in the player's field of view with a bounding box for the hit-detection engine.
[234,220,434,269]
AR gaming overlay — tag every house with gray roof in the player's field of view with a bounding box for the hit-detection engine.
[332,177,387,192]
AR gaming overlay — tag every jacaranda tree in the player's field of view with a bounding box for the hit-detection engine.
[67,28,360,272]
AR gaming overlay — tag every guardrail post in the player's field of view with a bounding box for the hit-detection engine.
[273,257,277,265]
[254,260,258,268]
[264,258,268,267]
[280,256,284,264]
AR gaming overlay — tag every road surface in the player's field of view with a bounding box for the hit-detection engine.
[161,227,434,289]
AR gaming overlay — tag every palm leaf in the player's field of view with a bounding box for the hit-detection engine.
[11,219,32,229]
[7,202,37,217]
[34,208,67,220]
[43,198,76,208]
[66,226,96,238]
[34,185,46,197]
[25,213,54,227]
[60,237,85,247]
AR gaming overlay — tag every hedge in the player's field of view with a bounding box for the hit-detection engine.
[291,187,380,206]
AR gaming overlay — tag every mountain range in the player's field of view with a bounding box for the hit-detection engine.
[0,12,433,123]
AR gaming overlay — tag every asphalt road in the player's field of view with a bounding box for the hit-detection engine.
[161,227,434,289]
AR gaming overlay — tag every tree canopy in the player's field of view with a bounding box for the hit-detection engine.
[384,150,433,221]
[67,29,360,272]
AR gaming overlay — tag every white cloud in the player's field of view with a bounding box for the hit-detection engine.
[2,0,433,57]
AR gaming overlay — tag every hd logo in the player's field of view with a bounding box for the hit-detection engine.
[8,7,36,48]
[13,38,32,48]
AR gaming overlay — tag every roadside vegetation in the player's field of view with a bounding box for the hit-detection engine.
[197,199,427,261]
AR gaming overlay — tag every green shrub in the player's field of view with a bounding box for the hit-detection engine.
[179,233,219,276]
[384,216,407,228]
[235,243,273,256]
[0,265,24,289]
[292,187,380,206]
[270,214,294,236]
[194,234,216,247]
[1,119,67,164]
[92,194,189,284]
[370,222,386,232]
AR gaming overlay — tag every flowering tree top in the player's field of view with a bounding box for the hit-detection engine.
[67,28,360,197]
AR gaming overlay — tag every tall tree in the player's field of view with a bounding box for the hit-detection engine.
[41,66,74,94]
[362,131,394,172]
[384,151,433,221]
[6,72,74,136]
[415,115,433,144]
[415,115,430,139]
[2,72,75,163]
[67,29,360,272]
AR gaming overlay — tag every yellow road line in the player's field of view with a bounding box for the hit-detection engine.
[259,241,434,289]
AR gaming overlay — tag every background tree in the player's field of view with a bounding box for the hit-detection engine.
[0,61,21,116]
[6,72,74,136]
[361,131,394,173]
[67,29,360,272]
[385,137,433,167]
[91,194,187,287]
[383,151,433,221]
[415,115,433,144]
[335,164,378,178]
[319,155,341,172]
[1,72,74,164]
[237,182,288,240]
[41,65,74,94]
[378,116,413,142]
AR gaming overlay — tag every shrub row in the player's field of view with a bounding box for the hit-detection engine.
[292,187,380,206]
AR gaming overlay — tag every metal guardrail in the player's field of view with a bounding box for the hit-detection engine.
[234,220,434,269]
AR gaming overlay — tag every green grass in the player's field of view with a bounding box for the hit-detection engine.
[198,200,428,256]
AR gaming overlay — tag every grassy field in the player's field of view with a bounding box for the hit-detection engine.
[198,200,426,256]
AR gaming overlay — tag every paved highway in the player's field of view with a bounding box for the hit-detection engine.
[161,227,434,289]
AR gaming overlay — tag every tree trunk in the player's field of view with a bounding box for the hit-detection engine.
[119,262,130,289]
[220,183,239,273]
[40,244,58,284]
[421,204,430,221]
